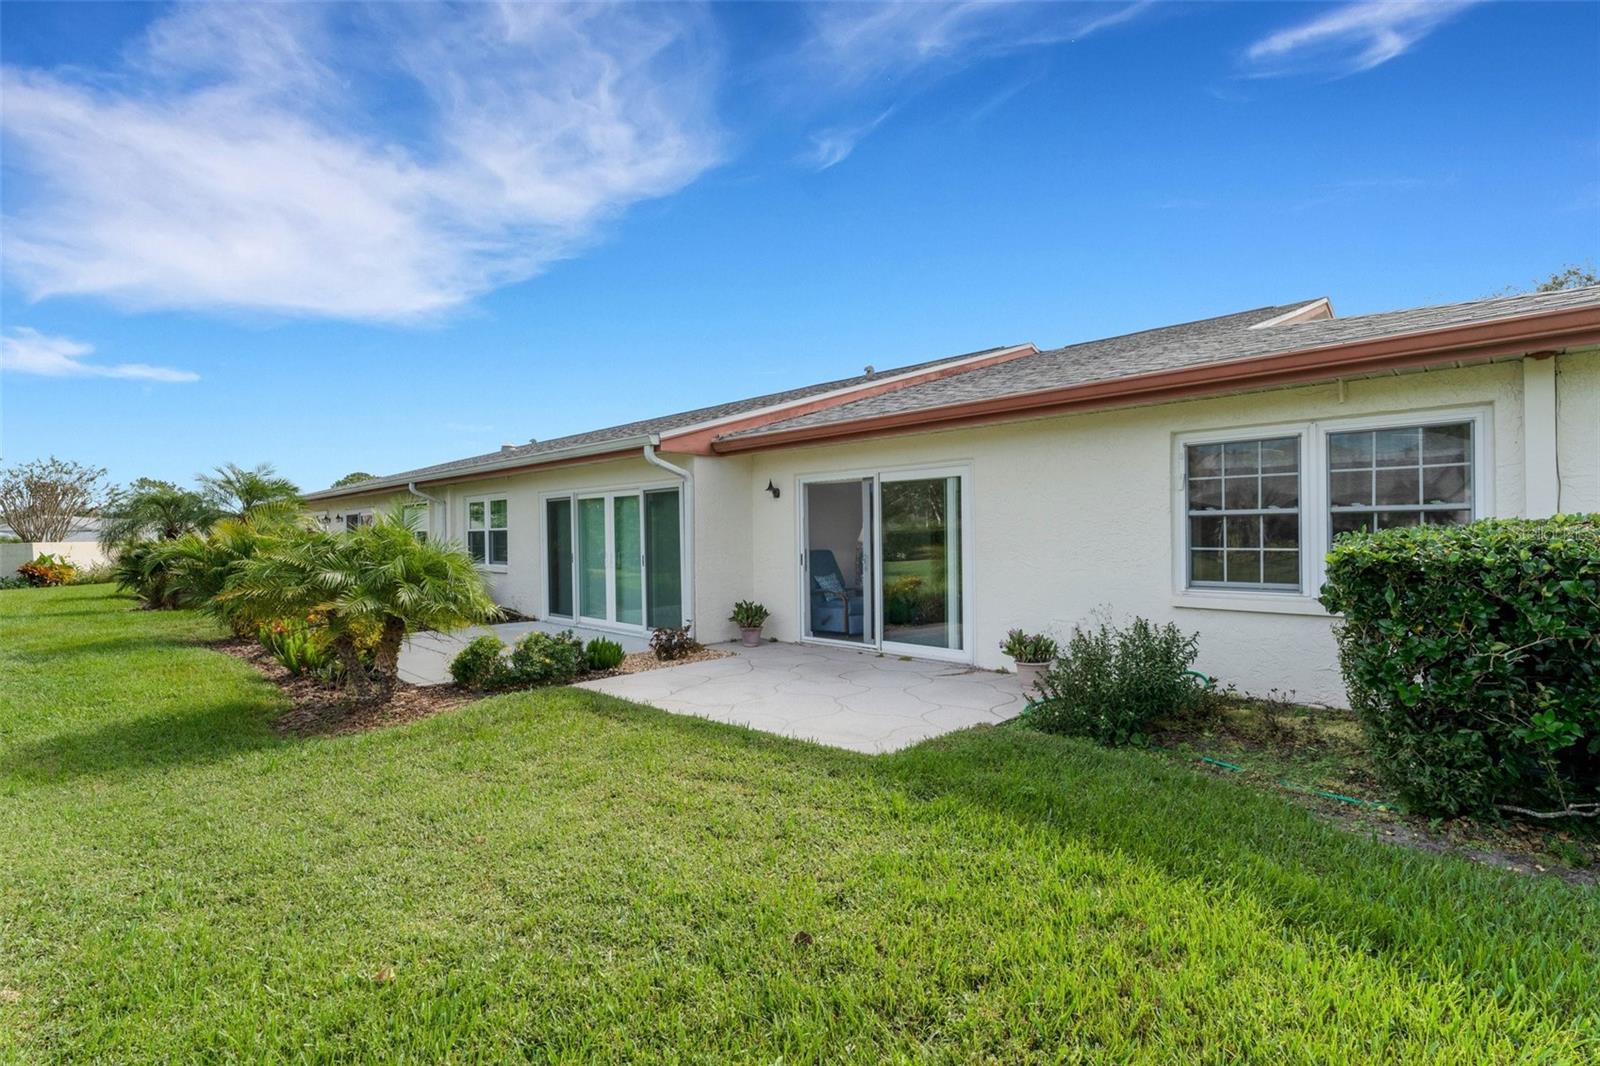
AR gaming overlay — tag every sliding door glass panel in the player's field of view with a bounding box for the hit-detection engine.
[577,497,607,620]
[613,495,643,626]
[804,479,871,643]
[644,489,682,629]
[881,476,963,651]
[546,498,573,617]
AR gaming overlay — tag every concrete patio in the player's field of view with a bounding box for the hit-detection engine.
[399,624,1028,753]
[577,641,1027,754]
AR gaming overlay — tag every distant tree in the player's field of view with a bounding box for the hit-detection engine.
[331,471,376,488]
[0,457,110,541]
[199,462,301,517]
[1500,263,1599,296]
[1534,265,1599,292]
[99,478,220,548]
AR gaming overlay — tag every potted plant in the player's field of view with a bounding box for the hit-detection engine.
[729,600,771,647]
[1000,629,1058,693]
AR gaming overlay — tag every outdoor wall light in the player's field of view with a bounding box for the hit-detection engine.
[765,480,781,499]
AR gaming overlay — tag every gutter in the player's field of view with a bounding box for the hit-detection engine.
[642,439,695,636]
[711,303,1600,453]
[407,482,448,541]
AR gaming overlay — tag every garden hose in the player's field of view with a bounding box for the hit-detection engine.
[1196,753,1394,811]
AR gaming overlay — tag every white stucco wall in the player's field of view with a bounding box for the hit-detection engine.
[1,540,111,575]
[738,355,1596,707]
[1556,349,1600,511]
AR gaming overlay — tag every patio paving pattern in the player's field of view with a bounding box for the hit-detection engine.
[575,640,1028,753]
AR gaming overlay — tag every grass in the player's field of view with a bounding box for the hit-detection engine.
[2,585,1598,1062]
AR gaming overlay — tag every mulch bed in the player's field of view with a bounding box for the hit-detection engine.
[215,638,731,739]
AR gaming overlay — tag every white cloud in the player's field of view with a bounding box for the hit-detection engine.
[0,2,722,321]
[792,2,1149,168]
[800,109,896,170]
[1,328,198,382]
[803,1,1151,88]
[1246,1,1480,77]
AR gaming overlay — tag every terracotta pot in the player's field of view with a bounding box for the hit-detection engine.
[740,627,763,647]
[1013,659,1049,694]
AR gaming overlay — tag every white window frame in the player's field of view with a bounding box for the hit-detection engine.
[465,495,510,572]
[1171,405,1493,616]
[539,481,683,634]
[401,502,429,543]
[792,460,976,665]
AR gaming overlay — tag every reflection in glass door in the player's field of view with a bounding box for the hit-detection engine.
[880,475,963,653]
[803,479,872,644]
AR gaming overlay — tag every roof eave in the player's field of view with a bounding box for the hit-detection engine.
[711,303,1600,454]
[301,434,658,503]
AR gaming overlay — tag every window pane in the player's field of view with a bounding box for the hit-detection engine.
[1225,550,1261,584]
[1263,551,1299,585]
[1331,512,1370,538]
[1422,465,1469,505]
[1263,513,1299,549]
[1260,474,1298,509]
[1224,515,1260,549]
[1375,468,1420,506]
[488,530,508,566]
[1190,550,1223,583]
[881,477,963,651]
[1188,478,1221,511]
[1223,476,1260,510]
[1328,431,1372,470]
[467,530,486,564]
[1223,440,1259,475]
[613,496,642,626]
[1423,509,1471,527]
[1187,443,1222,478]
[1374,427,1420,467]
[489,499,508,529]
[578,498,606,618]
[1189,515,1223,549]
[468,501,485,529]
[645,490,682,629]
[546,498,573,617]
[1423,423,1471,465]
[1376,510,1421,530]
[1259,437,1299,473]
[1330,470,1372,507]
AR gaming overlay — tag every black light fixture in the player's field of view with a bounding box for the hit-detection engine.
[765,480,781,499]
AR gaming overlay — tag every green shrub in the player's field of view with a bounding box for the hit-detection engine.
[584,637,626,672]
[649,625,700,661]
[1000,629,1058,664]
[0,575,27,590]
[1320,515,1600,816]
[507,630,584,685]
[17,553,76,587]
[259,618,339,680]
[65,559,116,585]
[1027,617,1207,746]
[450,635,508,691]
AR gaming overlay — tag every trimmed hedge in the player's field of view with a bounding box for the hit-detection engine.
[1319,515,1600,815]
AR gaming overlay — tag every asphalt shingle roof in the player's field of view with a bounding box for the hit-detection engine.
[719,286,1600,442]
[313,343,1017,493]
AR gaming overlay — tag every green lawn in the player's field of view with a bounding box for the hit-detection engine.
[2,585,1597,1062]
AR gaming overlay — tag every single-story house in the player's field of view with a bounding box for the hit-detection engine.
[305,287,1600,706]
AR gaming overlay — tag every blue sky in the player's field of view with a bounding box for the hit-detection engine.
[2,1,1596,491]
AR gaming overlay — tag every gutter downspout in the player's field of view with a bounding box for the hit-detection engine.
[642,439,695,636]
[407,481,449,542]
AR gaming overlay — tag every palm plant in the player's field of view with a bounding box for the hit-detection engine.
[200,462,302,523]
[99,479,220,548]
[220,509,500,701]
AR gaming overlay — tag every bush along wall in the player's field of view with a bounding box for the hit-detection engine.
[1319,515,1600,817]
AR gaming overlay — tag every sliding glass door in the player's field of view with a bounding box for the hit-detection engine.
[799,467,969,662]
[549,487,681,631]
[880,473,964,655]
